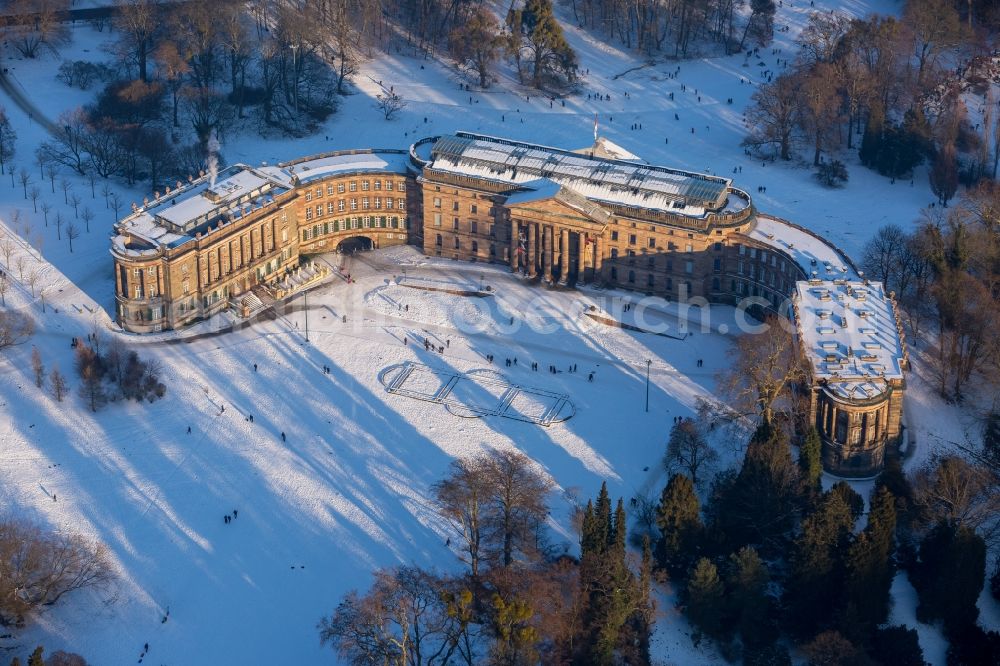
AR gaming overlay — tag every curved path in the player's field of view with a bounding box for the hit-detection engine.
[0,69,61,137]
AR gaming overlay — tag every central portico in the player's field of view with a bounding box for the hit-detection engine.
[505,180,610,285]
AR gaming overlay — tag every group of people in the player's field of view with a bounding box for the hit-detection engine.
[223,509,239,525]
[423,337,446,354]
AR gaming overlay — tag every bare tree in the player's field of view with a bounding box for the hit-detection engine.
[0,310,34,350]
[0,272,7,306]
[88,171,96,198]
[78,363,106,412]
[18,169,30,199]
[31,345,44,387]
[115,0,161,82]
[25,267,40,297]
[60,179,72,204]
[664,419,719,487]
[49,364,67,401]
[109,192,122,222]
[376,90,407,121]
[14,255,26,280]
[45,163,58,193]
[931,270,1000,400]
[743,72,799,160]
[40,201,52,226]
[28,186,40,213]
[3,0,70,59]
[912,455,1000,543]
[480,449,553,568]
[318,567,471,666]
[0,109,15,174]
[0,517,113,625]
[65,222,80,252]
[930,142,959,207]
[81,206,94,233]
[434,457,490,579]
[55,211,64,240]
[0,237,14,266]
[100,182,112,208]
[720,316,808,424]
[861,224,908,286]
[38,109,89,175]
[69,192,81,218]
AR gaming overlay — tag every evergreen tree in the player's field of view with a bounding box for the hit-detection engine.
[577,485,648,665]
[871,625,927,666]
[594,483,611,553]
[802,630,864,666]
[725,546,776,651]
[715,426,801,555]
[744,643,792,666]
[684,558,726,641]
[507,0,577,88]
[841,485,898,637]
[945,625,1000,666]
[912,521,986,633]
[655,473,703,576]
[983,409,1000,471]
[829,481,864,522]
[798,427,823,493]
[875,456,915,532]
[26,647,43,666]
[784,492,854,638]
[991,558,1000,602]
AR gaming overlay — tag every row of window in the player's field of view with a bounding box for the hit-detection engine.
[609,231,722,252]
[737,244,786,270]
[430,214,498,236]
[607,268,695,293]
[304,197,402,219]
[433,234,499,256]
[301,216,405,240]
[303,178,405,201]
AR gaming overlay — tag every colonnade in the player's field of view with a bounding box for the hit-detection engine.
[509,218,601,285]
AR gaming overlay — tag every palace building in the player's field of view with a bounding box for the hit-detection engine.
[110,131,907,477]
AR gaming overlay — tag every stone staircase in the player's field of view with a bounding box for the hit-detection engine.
[234,290,269,319]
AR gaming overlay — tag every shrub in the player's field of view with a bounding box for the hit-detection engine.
[816,160,848,187]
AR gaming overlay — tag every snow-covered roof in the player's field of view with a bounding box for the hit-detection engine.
[426,132,733,216]
[279,151,413,185]
[113,150,413,253]
[749,215,858,280]
[572,137,643,162]
[156,169,277,230]
[795,280,906,398]
[504,179,563,205]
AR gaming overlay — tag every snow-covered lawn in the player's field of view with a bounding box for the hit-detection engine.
[1,245,736,663]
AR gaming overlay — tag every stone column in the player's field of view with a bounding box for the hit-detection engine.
[527,223,537,278]
[543,226,553,283]
[594,234,606,281]
[577,232,587,285]
[510,218,519,272]
[558,228,571,285]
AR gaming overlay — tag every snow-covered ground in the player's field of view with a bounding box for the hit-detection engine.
[0,0,997,663]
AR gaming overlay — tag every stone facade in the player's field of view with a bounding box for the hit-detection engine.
[109,134,906,477]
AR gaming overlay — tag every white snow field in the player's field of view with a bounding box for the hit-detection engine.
[0,0,996,663]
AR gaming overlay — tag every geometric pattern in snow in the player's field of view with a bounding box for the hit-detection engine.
[379,362,575,426]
